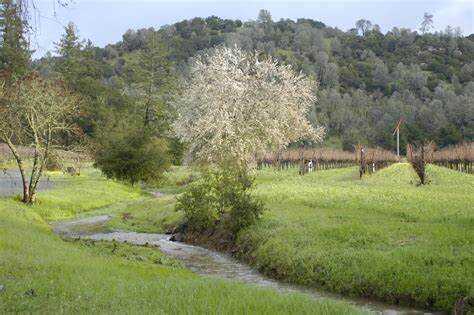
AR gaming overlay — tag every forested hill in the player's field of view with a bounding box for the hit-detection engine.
[35,11,474,151]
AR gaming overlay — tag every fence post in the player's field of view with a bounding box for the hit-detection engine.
[359,146,366,179]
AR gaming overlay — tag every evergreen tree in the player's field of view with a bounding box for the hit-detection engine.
[0,0,31,81]
[54,22,83,87]
[130,32,176,130]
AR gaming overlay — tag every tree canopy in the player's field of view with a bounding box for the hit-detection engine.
[33,11,474,152]
[173,46,323,166]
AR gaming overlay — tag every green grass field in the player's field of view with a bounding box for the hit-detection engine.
[244,164,474,311]
[98,163,474,312]
[0,169,364,314]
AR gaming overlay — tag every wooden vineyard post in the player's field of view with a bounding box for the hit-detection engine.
[392,118,403,158]
[396,128,399,157]
[298,145,306,175]
[359,146,366,179]
[276,150,282,170]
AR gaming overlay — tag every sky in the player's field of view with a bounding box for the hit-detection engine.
[31,0,474,58]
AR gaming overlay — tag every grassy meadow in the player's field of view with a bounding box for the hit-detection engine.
[0,169,364,314]
[98,163,474,312]
[244,164,473,311]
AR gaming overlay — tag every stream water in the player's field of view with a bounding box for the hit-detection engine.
[0,170,55,197]
[53,215,442,315]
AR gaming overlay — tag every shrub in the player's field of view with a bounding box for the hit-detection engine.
[168,137,186,165]
[175,167,264,236]
[216,168,263,234]
[175,173,220,232]
[94,129,170,185]
[228,192,264,234]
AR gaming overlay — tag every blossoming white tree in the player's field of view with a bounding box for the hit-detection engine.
[173,46,324,166]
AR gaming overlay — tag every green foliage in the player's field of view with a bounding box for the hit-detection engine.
[0,0,31,81]
[94,127,170,185]
[168,137,186,165]
[76,239,182,268]
[175,172,220,232]
[228,190,265,234]
[48,23,184,170]
[217,168,264,234]
[38,12,473,150]
[176,167,264,235]
[51,22,126,137]
[124,32,176,129]
[54,22,84,83]
[30,13,474,151]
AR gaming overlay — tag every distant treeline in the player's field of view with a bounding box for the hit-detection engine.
[33,10,474,153]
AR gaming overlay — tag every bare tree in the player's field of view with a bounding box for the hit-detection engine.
[407,142,434,185]
[355,19,373,36]
[173,46,324,167]
[0,74,80,203]
[420,12,434,34]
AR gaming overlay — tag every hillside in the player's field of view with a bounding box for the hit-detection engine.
[35,10,474,151]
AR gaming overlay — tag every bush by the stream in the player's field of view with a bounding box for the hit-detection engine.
[175,173,219,232]
[175,167,264,236]
[94,127,170,185]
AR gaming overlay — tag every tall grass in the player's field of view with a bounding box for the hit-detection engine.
[241,164,474,312]
[91,164,474,312]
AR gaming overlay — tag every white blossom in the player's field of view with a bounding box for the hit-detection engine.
[173,46,324,166]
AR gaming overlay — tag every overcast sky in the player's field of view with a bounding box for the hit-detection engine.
[31,0,474,58]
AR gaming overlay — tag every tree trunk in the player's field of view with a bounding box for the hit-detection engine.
[4,140,30,203]
[28,149,40,201]
[27,190,36,204]
[21,172,30,203]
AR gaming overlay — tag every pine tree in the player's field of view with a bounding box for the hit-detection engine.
[132,32,175,130]
[0,0,31,81]
[54,22,83,86]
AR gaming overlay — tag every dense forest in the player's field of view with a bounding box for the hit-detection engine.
[32,9,474,153]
